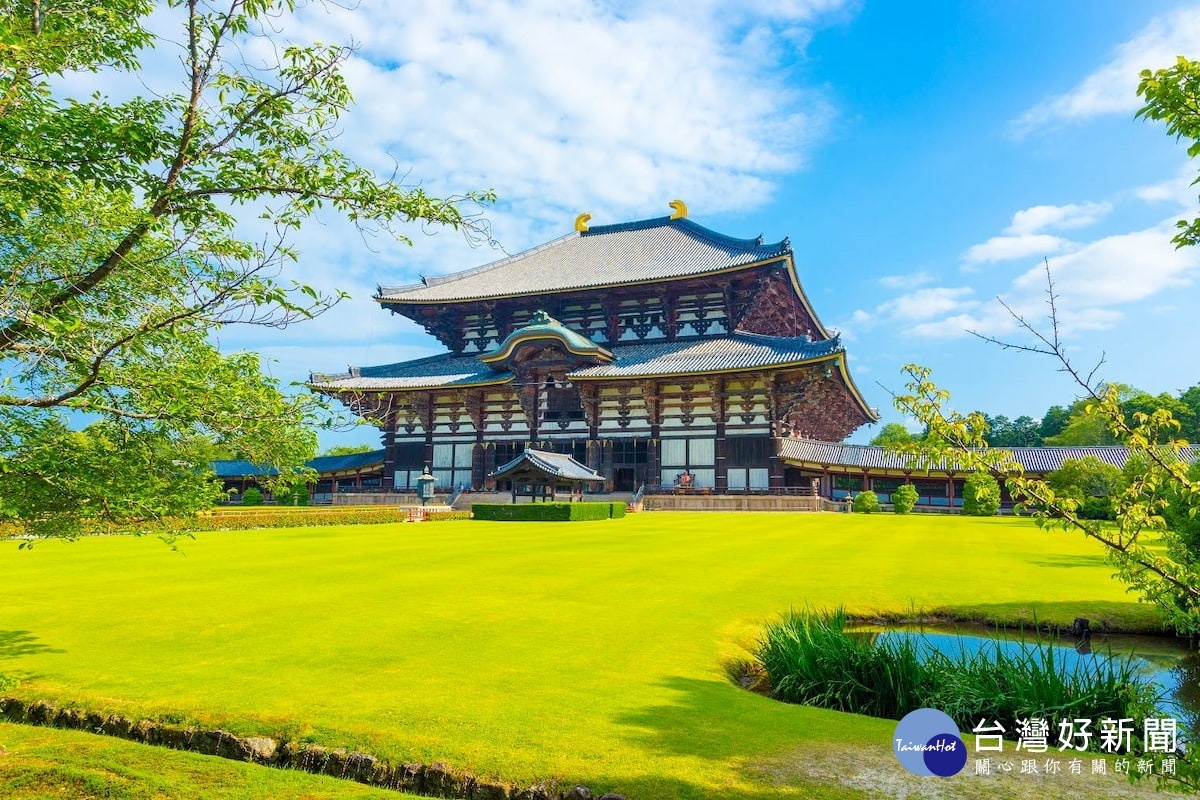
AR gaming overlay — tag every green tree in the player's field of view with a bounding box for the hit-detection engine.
[983,414,1042,447]
[961,472,1000,516]
[1046,456,1125,520]
[0,1,491,538]
[891,483,918,515]
[321,444,376,457]
[1038,405,1071,440]
[1180,385,1200,442]
[1138,56,1200,249]
[869,422,917,448]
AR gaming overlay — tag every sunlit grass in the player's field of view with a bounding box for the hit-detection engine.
[0,513,1165,798]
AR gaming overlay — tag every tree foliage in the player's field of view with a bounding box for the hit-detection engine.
[1046,456,1125,520]
[961,472,1000,516]
[0,0,491,538]
[869,422,917,448]
[1138,55,1200,249]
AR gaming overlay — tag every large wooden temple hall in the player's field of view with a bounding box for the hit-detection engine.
[309,202,879,495]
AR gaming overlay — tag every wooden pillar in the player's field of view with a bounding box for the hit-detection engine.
[714,376,728,492]
[381,411,398,491]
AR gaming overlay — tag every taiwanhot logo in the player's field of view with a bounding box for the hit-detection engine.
[892,708,967,777]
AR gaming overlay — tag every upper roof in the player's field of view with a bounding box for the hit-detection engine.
[375,216,791,304]
[490,448,606,483]
[777,438,1199,474]
[310,332,844,391]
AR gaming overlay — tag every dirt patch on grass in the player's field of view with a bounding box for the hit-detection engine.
[749,743,1166,800]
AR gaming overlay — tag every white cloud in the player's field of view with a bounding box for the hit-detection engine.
[1136,163,1196,206]
[1005,202,1112,235]
[963,233,1072,265]
[278,0,847,242]
[1013,7,1200,135]
[877,287,978,321]
[907,215,1199,341]
[879,270,934,289]
[1015,218,1200,306]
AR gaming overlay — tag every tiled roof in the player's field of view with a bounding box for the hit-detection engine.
[778,438,1199,474]
[311,333,841,392]
[490,448,605,482]
[310,353,513,391]
[376,216,790,303]
[213,459,279,479]
[214,449,386,479]
[308,449,386,473]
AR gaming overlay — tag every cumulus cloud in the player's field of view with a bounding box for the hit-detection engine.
[963,234,1072,266]
[1004,202,1112,235]
[1014,218,1200,306]
[961,201,1111,268]
[907,215,1199,341]
[1012,7,1200,135]
[879,270,934,289]
[1136,163,1197,206]
[279,0,846,243]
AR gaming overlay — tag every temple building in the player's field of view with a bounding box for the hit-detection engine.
[309,203,879,493]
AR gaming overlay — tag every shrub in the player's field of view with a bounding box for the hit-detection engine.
[472,502,625,522]
[240,487,263,506]
[891,484,918,514]
[852,491,880,514]
[1047,456,1125,520]
[962,473,1000,516]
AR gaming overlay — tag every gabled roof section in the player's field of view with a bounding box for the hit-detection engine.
[376,216,791,304]
[490,449,606,483]
[568,332,840,379]
[479,310,614,368]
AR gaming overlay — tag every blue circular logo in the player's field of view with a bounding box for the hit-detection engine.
[892,709,966,777]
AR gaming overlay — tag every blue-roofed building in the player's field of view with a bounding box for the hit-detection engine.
[215,449,386,503]
[311,203,879,494]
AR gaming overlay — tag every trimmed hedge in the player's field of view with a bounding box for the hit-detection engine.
[472,502,626,522]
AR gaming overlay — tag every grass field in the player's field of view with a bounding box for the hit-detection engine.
[0,513,1172,799]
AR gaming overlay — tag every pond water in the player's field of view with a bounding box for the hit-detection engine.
[857,625,1200,734]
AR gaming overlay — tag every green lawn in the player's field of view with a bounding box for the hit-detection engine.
[0,722,416,799]
[0,513,1170,799]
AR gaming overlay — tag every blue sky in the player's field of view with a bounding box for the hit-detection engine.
[146,0,1200,449]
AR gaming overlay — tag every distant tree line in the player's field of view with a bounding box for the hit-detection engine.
[872,382,1200,449]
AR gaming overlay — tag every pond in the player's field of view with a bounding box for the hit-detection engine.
[858,625,1200,735]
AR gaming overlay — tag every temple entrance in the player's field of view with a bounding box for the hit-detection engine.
[613,468,637,491]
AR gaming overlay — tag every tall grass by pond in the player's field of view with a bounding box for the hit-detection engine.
[756,607,1159,750]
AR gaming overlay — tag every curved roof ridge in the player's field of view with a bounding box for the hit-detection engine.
[582,215,788,252]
